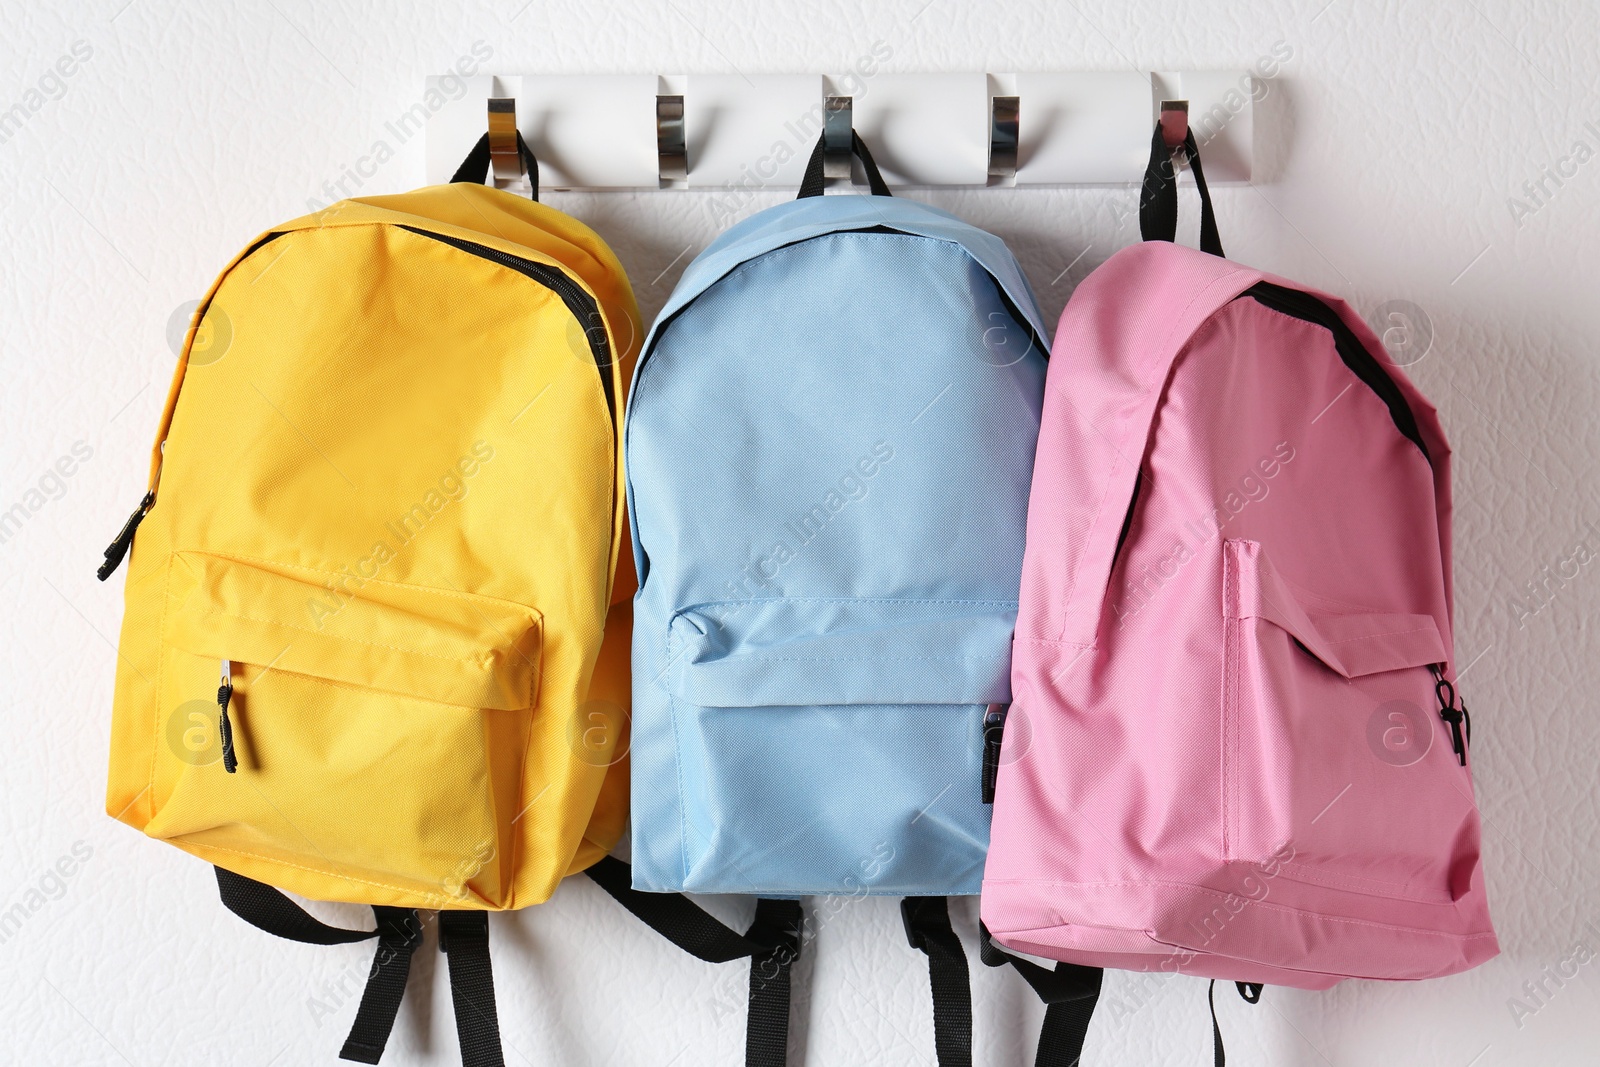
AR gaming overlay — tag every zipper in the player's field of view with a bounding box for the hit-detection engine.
[398,226,615,424]
[981,703,1009,803]
[399,226,619,573]
[1428,664,1470,767]
[217,660,238,773]
[838,226,1050,360]
[97,491,155,581]
[634,225,1051,383]
[98,228,615,582]
[98,235,287,582]
[1238,283,1429,462]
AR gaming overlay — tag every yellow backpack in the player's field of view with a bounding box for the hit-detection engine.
[99,134,639,1065]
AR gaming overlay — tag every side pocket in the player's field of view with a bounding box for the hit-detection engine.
[1221,539,1479,903]
[661,597,1015,896]
[147,552,541,907]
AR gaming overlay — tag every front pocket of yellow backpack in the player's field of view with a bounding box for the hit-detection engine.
[147,552,541,907]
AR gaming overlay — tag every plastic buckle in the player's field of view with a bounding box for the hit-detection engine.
[772,910,804,965]
[379,910,424,954]
[437,911,487,956]
[899,897,928,951]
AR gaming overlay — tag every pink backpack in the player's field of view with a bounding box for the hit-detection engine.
[980,120,1498,1061]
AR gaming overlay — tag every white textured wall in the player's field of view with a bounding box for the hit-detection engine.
[3,0,1597,1063]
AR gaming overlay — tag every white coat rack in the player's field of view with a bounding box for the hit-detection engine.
[423,72,1256,191]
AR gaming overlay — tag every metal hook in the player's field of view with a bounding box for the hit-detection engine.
[488,98,522,182]
[657,94,686,182]
[823,96,853,180]
[1159,99,1189,148]
[989,95,1019,179]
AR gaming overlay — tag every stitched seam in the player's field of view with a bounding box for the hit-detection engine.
[667,625,691,884]
[1054,268,1254,642]
[1272,860,1454,899]
[149,555,175,824]
[176,549,536,612]
[981,879,1488,928]
[706,232,951,298]
[196,841,460,906]
[196,608,522,664]
[677,596,1019,611]
[715,654,1009,664]
[232,661,524,710]
[1222,542,1238,862]
[493,696,515,911]
[1321,627,1436,643]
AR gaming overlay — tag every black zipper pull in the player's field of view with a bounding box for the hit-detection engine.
[97,491,155,581]
[1429,664,1468,767]
[218,661,238,774]
[982,704,1009,803]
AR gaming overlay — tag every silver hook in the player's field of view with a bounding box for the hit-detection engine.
[488,98,522,182]
[657,94,686,182]
[823,96,853,180]
[1159,99,1189,148]
[989,95,1019,179]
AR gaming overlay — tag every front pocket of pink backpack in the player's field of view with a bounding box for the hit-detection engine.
[1221,539,1480,904]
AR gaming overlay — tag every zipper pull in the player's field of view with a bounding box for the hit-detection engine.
[217,660,238,774]
[97,491,155,581]
[1428,664,1468,767]
[982,704,1009,803]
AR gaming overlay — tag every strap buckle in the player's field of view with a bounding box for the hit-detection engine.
[750,899,803,965]
[900,896,937,950]
[900,897,920,949]
[438,910,489,955]
[374,907,424,953]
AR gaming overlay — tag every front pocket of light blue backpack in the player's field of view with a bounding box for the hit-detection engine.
[663,597,1014,896]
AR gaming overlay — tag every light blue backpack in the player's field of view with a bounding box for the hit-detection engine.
[617,129,1049,1065]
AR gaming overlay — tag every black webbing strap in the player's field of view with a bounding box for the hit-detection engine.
[340,908,424,1064]
[216,866,379,945]
[980,923,1103,1067]
[902,897,973,1067]
[585,856,774,962]
[1138,123,1224,258]
[1208,981,1264,1067]
[797,129,893,198]
[439,911,505,1067]
[744,898,804,1067]
[450,131,540,202]
[214,867,419,1064]
[586,857,802,1066]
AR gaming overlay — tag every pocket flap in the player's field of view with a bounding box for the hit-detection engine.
[1225,540,1445,678]
[168,552,541,710]
[668,598,1016,707]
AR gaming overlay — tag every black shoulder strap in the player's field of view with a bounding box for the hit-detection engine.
[902,897,973,1067]
[586,856,802,1066]
[797,129,892,199]
[215,867,422,1064]
[980,923,1103,1067]
[341,906,424,1064]
[1138,122,1224,258]
[440,911,506,1067]
[451,131,541,202]
[744,898,804,1067]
